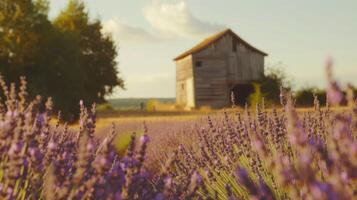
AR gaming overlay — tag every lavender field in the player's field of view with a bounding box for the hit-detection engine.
[0,65,356,200]
[2,0,357,199]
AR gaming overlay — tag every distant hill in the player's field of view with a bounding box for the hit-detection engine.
[107,98,175,110]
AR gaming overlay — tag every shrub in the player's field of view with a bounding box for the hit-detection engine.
[254,67,292,106]
[145,99,158,111]
[248,83,263,107]
[294,86,326,107]
[97,103,115,111]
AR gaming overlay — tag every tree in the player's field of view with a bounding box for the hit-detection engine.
[54,0,124,104]
[0,0,84,120]
[0,0,124,120]
[0,0,51,80]
[294,86,326,107]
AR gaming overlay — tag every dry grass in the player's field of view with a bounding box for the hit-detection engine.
[92,106,349,131]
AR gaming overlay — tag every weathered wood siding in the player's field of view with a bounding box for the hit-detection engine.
[175,55,194,107]
[230,40,264,82]
[192,56,228,108]
[191,33,265,108]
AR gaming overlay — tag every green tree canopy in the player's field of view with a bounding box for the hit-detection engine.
[0,0,124,121]
[54,0,124,104]
[0,0,51,80]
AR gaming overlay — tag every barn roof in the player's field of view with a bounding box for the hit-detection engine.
[173,28,268,61]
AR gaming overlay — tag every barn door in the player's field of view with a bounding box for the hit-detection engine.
[230,84,255,107]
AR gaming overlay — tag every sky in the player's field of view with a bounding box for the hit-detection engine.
[48,0,357,98]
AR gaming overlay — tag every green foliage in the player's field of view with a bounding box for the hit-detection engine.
[114,131,143,156]
[54,0,124,104]
[255,67,291,106]
[263,68,290,100]
[294,86,326,107]
[0,0,124,121]
[146,99,159,111]
[248,83,263,107]
[34,0,49,14]
[97,103,114,111]
[108,98,175,111]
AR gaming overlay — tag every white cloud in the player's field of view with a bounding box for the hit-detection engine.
[143,1,225,38]
[102,19,158,43]
[103,1,225,43]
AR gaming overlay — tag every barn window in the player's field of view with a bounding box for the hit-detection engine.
[195,61,202,68]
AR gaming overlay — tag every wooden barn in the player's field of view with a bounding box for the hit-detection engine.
[174,28,268,109]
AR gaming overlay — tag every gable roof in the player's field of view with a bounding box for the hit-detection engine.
[173,28,268,61]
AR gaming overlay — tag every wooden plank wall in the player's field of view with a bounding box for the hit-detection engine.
[228,34,264,82]
[175,55,193,106]
[192,35,231,108]
[192,56,228,108]
[191,33,265,108]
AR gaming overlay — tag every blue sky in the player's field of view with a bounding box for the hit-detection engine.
[49,0,357,98]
